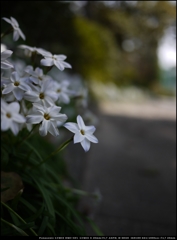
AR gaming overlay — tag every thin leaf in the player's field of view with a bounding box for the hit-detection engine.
[1,218,29,236]
[38,216,48,235]
[19,198,37,213]
[2,221,36,235]
[24,141,43,162]
[24,202,45,222]
[29,176,55,224]
[1,201,38,236]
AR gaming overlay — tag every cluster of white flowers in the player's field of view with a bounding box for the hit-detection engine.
[1,17,98,152]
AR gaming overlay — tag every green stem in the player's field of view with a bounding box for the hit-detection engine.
[31,136,73,170]
[31,51,37,68]
[44,65,53,74]
[1,27,13,38]
[16,124,38,148]
[1,202,38,236]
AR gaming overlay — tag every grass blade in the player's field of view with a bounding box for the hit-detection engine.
[1,218,29,236]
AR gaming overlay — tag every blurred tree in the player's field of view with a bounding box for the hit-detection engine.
[81,1,176,87]
[1,1,176,88]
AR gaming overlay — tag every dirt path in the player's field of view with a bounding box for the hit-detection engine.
[78,99,176,236]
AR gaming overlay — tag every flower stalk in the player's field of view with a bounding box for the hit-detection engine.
[16,124,38,148]
[31,135,74,170]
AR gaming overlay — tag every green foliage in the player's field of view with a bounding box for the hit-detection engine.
[1,130,88,236]
[70,16,120,83]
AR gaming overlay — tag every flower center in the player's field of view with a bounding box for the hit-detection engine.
[57,89,61,93]
[39,92,45,99]
[52,55,57,61]
[14,81,20,86]
[6,113,11,118]
[80,129,85,135]
[44,113,50,120]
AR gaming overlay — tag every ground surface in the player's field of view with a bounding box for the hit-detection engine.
[65,97,176,236]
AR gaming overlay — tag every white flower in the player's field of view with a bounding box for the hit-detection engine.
[64,115,98,152]
[54,80,73,104]
[26,67,52,86]
[24,79,58,107]
[12,60,30,77]
[2,71,31,101]
[1,99,26,135]
[2,17,26,41]
[1,50,14,69]
[40,51,72,71]
[26,103,67,137]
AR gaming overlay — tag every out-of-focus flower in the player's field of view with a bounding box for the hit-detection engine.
[40,51,72,71]
[26,103,67,137]
[18,45,49,57]
[2,71,31,101]
[2,17,26,41]
[1,50,14,69]
[24,79,58,107]
[53,80,74,104]
[1,99,26,135]
[83,110,99,126]
[64,115,98,152]
[1,44,7,52]
[75,87,88,108]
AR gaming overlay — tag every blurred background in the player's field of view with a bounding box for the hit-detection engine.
[1,1,176,236]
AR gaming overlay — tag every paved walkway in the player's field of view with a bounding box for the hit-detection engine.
[65,98,176,236]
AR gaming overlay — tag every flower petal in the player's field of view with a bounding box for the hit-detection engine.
[85,126,96,134]
[18,28,26,41]
[26,114,43,124]
[74,133,85,143]
[19,81,31,91]
[1,50,13,60]
[10,122,19,135]
[1,61,13,69]
[13,88,24,101]
[12,113,26,123]
[64,122,79,133]
[1,117,11,131]
[8,102,20,113]
[2,83,14,94]
[77,115,85,130]
[40,58,54,66]
[2,17,12,25]
[11,71,19,82]
[10,17,19,27]
[51,113,67,123]
[80,138,91,152]
[24,91,39,102]
[39,119,50,136]
[55,54,67,60]
[54,60,65,71]
[85,134,98,143]
[13,30,20,41]
[61,61,72,69]
[48,121,59,137]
